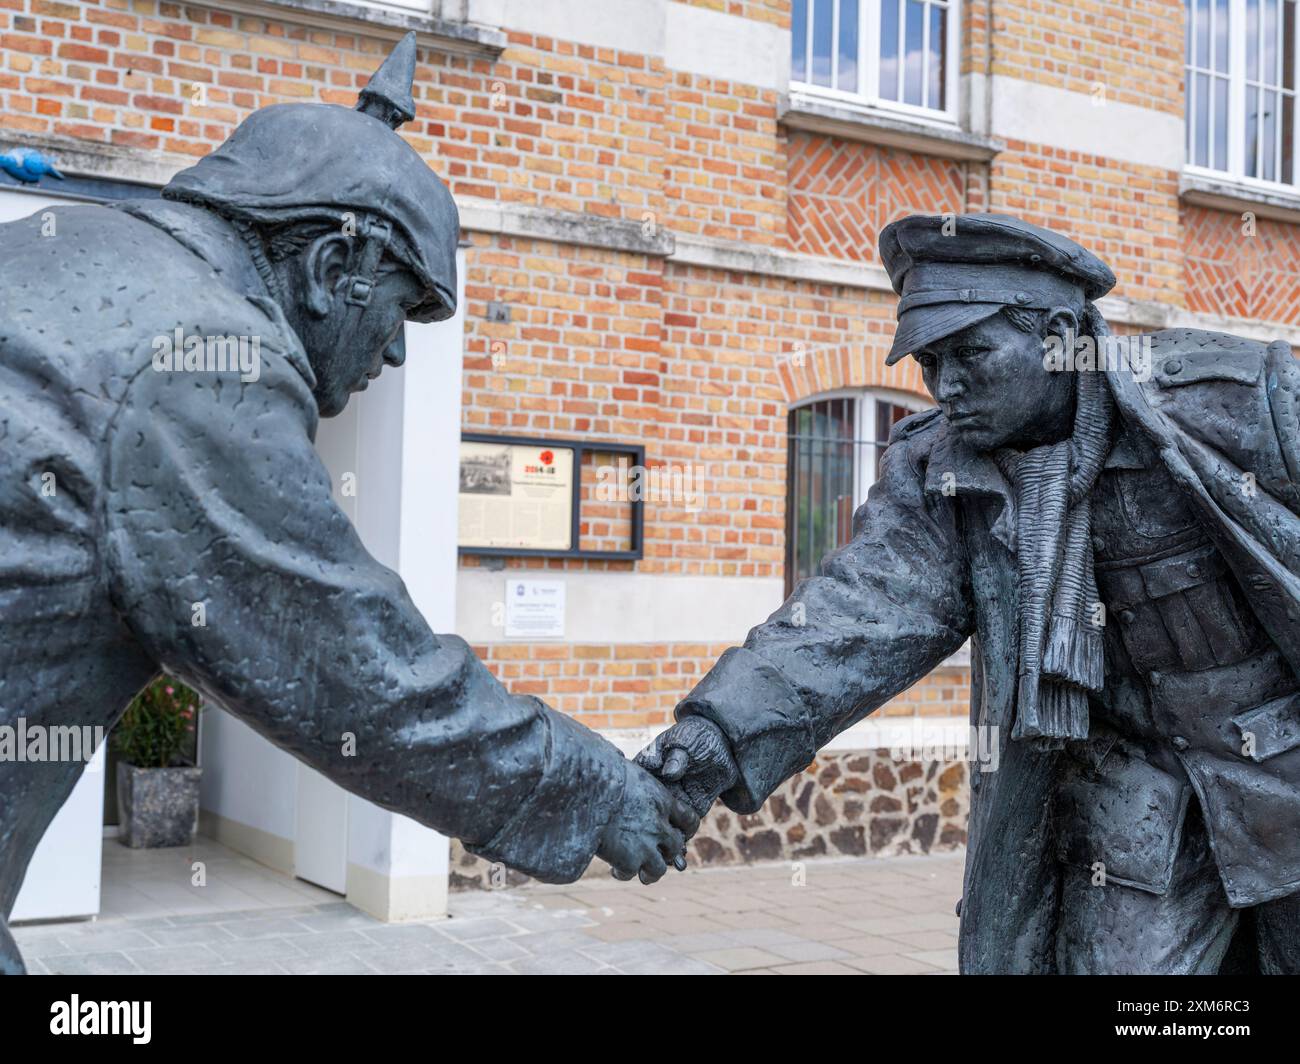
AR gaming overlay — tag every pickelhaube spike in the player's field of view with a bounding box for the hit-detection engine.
[355,31,417,130]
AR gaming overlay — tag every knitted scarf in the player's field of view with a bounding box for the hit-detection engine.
[994,306,1115,748]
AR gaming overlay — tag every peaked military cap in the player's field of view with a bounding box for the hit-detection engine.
[880,213,1116,364]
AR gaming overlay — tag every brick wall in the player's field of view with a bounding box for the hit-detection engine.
[10,0,1297,750]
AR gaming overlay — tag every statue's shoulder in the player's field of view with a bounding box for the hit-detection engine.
[1139,328,1270,393]
[1126,328,1300,479]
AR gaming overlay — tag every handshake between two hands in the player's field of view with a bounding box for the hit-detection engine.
[595,717,742,885]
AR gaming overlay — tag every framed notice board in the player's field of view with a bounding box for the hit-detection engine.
[457,433,645,560]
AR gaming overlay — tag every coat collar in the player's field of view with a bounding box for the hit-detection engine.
[921,407,1136,551]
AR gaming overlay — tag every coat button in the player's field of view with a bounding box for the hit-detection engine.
[1164,358,1183,375]
[1172,735,1189,751]
[1092,535,1107,551]
[1119,608,1136,624]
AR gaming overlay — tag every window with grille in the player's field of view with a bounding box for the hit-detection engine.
[785,392,929,596]
[1186,0,1299,186]
[790,0,958,119]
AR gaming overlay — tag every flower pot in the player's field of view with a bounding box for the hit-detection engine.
[116,762,202,848]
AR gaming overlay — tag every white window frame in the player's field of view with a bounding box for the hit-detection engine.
[1185,0,1300,192]
[789,0,962,126]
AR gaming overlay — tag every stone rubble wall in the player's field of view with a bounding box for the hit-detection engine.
[450,747,969,890]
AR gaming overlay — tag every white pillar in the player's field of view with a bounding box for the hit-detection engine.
[342,246,465,922]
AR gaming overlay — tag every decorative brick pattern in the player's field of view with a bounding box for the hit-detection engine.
[786,133,966,262]
[1183,205,1300,325]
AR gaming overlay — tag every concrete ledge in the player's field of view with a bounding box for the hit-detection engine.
[1179,169,1300,225]
[457,196,675,256]
[0,130,182,189]
[187,0,506,58]
[1098,293,1300,347]
[671,234,892,289]
[779,90,1002,162]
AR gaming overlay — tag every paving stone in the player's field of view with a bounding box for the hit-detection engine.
[769,960,862,975]
[437,916,522,942]
[691,947,786,972]
[43,951,142,975]
[25,851,964,975]
[510,950,612,975]
[845,953,947,975]
[121,945,224,974]
[764,939,853,963]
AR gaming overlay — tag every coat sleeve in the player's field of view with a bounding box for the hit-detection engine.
[102,334,625,883]
[677,417,974,813]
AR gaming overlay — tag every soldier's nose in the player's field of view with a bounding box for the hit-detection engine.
[383,331,407,368]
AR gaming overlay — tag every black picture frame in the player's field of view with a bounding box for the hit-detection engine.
[458,432,645,561]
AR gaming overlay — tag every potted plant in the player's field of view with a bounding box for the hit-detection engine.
[113,675,202,848]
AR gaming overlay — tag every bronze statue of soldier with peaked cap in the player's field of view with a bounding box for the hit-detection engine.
[0,34,696,975]
[640,213,1300,974]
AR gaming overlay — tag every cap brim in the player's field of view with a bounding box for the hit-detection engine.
[885,303,1006,365]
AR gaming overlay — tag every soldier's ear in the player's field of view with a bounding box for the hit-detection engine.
[303,233,354,319]
[1044,306,1079,343]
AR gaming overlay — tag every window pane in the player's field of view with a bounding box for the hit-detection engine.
[1249,0,1260,83]
[1215,0,1230,72]
[1196,0,1210,68]
[928,4,946,110]
[880,0,900,99]
[904,0,925,105]
[1247,85,1261,176]
[1287,0,1297,89]
[1265,88,1278,180]
[812,0,834,87]
[1266,0,1280,86]
[1196,71,1210,165]
[792,0,808,81]
[838,0,859,92]
[1215,75,1229,169]
[1285,92,1296,181]
[1186,70,1195,158]
[785,398,861,595]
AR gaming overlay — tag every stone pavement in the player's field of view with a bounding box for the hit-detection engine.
[13,851,963,975]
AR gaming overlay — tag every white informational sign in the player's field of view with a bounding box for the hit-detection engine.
[504,579,566,639]
[458,441,575,551]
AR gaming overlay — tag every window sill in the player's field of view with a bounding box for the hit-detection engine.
[186,0,506,58]
[778,89,1002,162]
[1179,169,1300,225]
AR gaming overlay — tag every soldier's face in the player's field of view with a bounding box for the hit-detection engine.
[304,260,427,417]
[915,310,1076,452]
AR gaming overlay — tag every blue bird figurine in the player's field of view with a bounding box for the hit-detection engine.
[0,147,64,184]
